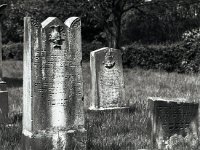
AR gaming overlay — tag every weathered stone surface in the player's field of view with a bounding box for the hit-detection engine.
[23,17,41,133]
[23,17,85,149]
[148,97,199,150]
[90,47,126,109]
[65,17,84,127]
[0,4,8,123]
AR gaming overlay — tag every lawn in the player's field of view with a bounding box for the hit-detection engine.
[1,60,200,149]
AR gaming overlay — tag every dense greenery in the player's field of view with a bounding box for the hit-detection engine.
[1,0,200,72]
[1,0,200,45]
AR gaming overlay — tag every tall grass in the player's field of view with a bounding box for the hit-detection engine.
[1,61,200,149]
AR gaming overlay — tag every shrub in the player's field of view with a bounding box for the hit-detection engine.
[82,40,104,61]
[122,41,200,73]
[2,41,104,61]
[2,43,23,60]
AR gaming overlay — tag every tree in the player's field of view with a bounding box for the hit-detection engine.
[79,0,200,48]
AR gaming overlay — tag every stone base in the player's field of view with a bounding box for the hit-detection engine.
[148,97,199,150]
[22,129,87,150]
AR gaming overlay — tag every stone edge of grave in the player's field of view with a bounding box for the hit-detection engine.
[23,128,87,138]
[148,96,198,104]
[87,106,130,111]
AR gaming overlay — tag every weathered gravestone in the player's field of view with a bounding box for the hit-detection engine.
[85,48,137,149]
[148,97,199,150]
[0,4,8,123]
[90,47,126,109]
[22,17,86,150]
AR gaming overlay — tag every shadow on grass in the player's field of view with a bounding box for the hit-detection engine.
[3,77,22,88]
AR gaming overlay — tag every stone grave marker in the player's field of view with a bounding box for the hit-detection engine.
[22,17,86,150]
[148,97,199,150]
[90,47,127,109]
[85,47,137,149]
[0,4,8,123]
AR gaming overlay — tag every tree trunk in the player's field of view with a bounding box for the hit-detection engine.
[106,14,121,49]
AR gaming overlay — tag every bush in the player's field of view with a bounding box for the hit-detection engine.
[82,40,104,61]
[122,41,200,73]
[2,43,23,60]
[1,41,104,61]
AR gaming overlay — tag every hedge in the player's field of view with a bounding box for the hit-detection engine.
[2,43,23,60]
[2,41,200,73]
[122,41,200,73]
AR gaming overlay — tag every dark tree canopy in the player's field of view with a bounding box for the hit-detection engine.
[1,0,200,46]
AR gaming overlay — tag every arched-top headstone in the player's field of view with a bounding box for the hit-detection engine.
[65,17,84,126]
[90,47,127,109]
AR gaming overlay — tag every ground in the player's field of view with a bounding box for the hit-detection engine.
[1,60,200,149]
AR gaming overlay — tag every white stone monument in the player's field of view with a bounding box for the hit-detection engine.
[22,17,86,150]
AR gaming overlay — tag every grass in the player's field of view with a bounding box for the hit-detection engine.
[1,60,200,149]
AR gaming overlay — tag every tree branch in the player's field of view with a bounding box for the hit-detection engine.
[122,0,200,14]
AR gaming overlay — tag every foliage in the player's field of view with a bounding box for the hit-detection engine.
[2,0,200,46]
[2,43,23,60]
[82,40,104,61]
[182,28,200,45]
[1,41,103,61]
[122,41,200,73]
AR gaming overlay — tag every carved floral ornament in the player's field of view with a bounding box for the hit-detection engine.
[103,48,115,69]
[49,25,65,48]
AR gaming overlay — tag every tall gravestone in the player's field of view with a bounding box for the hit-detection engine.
[86,47,135,149]
[148,97,199,150]
[22,17,86,150]
[0,4,8,123]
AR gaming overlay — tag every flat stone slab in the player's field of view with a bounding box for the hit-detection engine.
[148,97,199,149]
[148,97,191,103]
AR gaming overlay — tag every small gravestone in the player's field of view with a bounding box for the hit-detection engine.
[90,47,127,109]
[148,97,199,150]
[0,4,8,123]
[86,47,135,149]
[22,17,86,150]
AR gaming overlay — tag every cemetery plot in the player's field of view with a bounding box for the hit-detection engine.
[148,97,199,149]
